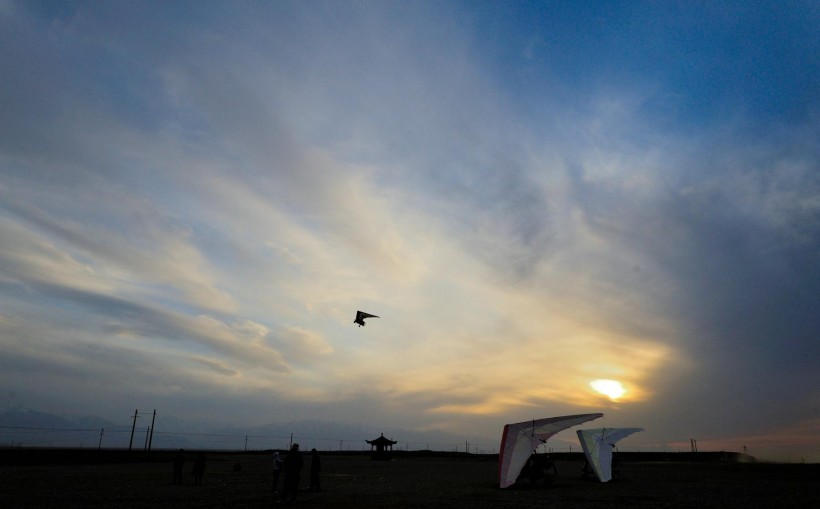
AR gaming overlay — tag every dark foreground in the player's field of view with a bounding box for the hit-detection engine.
[1,451,818,508]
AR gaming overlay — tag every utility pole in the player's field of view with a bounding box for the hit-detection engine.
[148,410,156,451]
[143,426,150,450]
[98,428,104,449]
[244,435,248,451]
[129,409,139,451]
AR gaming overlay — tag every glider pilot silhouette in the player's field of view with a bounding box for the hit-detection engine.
[354,311,379,326]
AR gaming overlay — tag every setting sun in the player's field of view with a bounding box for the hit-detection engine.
[590,379,626,400]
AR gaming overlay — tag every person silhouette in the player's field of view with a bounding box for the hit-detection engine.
[309,448,321,492]
[192,452,206,485]
[172,449,186,485]
[281,443,303,502]
[272,450,283,494]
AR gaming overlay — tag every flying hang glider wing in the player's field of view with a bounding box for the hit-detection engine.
[577,428,644,482]
[498,413,603,488]
[354,311,379,326]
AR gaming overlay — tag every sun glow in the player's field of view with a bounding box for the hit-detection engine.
[590,379,626,400]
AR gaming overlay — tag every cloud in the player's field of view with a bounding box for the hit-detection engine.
[192,356,240,377]
[0,0,817,460]
[272,327,334,365]
[0,189,237,313]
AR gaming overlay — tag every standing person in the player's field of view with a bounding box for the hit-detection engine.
[172,449,186,485]
[281,443,303,503]
[309,448,322,492]
[192,452,206,485]
[272,450,283,494]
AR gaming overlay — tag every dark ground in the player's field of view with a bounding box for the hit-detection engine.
[1,451,818,508]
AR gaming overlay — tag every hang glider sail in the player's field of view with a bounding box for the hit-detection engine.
[498,413,603,488]
[577,427,644,482]
[354,311,379,327]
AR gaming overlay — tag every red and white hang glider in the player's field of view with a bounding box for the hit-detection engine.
[498,413,603,488]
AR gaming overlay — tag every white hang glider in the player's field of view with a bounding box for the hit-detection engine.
[576,427,644,482]
[498,413,603,488]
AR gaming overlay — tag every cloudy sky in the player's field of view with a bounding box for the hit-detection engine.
[1,0,818,461]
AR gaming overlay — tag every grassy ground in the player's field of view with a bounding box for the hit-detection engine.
[1,452,818,508]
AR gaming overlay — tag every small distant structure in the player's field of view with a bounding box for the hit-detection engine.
[366,433,397,460]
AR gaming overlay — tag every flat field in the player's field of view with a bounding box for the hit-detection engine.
[1,452,818,508]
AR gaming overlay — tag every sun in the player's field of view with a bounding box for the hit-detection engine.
[590,379,626,400]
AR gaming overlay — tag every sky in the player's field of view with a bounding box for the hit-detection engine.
[1,0,818,461]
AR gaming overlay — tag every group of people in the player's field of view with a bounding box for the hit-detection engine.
[172,449,207,485]
[273,443,321,502]
[169,443,321,500]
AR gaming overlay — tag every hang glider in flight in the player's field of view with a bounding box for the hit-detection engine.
[354,311,379,327]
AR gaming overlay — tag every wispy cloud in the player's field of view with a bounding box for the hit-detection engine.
[0,0,817,460]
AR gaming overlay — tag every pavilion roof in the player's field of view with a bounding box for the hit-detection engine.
[366,433,397,446]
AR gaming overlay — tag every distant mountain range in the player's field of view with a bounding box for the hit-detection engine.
[0,406,497,453]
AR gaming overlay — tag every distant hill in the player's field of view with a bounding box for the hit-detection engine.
[0,406,120,432]
[214,418,496,453]
[0,407,127,448]
[0,407,496,453]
